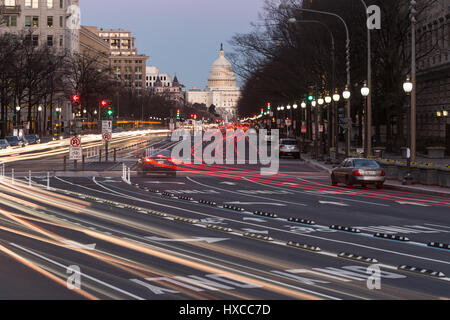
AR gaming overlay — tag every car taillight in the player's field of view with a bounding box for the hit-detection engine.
[280,145,285,148]
[353,170,361,176]
[144,158,152,163]
[381,171,385,176]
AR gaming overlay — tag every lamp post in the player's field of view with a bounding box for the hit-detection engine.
[403,76,413,185]
[287,104,292,137]
[281,4,352,157]
[361,81,370,156]
[37,105,42,136]
[436,107,448,147]
[15,106,21,128]
[409,0,417,163]
[332,91,341,159]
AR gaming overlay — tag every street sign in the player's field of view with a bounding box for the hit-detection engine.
[70,136,81,148]
[301,126,307,133]
[102,132,112,142]
[69,136,82,160]
[102,120,112,133]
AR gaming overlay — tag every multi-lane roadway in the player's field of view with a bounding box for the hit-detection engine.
[0,131,449,300]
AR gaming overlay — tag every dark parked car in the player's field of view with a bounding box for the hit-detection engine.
[331,158,385,188]
[137,149,177,177]
[5,136,24,147]
[0,139,10,149]
[24,134,40,145]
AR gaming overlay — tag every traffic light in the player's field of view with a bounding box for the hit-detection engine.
[176,109,180,119]
[72,94,81,114]
[107,106,114,117]
[307,86,315,101]
[100,100,107,107]
[260,108,264,115]
[267,102,271,111]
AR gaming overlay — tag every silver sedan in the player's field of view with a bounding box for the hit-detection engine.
[331,158,385,188]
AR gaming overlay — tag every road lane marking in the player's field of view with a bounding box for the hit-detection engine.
[9,243,145,300]
[145,236,228,244]
[318,201,349,207]
[225,201,286,207]
[242,177,390,207]
[396,201,431,207]
[59,177,450,268]
[187,177,307,207]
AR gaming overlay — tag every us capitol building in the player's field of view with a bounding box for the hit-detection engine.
[186,44,241,121]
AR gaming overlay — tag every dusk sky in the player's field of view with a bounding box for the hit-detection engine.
[80,0,267,89]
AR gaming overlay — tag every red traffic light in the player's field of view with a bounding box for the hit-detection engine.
[72,95,80,102]
[101,100,107,107]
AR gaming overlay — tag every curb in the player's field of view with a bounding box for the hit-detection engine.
[303,157,450,197]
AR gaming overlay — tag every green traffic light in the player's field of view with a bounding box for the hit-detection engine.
[308,95,314,101]
[107,109,113,116]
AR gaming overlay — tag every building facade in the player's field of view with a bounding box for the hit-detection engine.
[85,26,148,91]
[0,0,79,53]
[186,45,240,121]
[415,0,450,154]
[145,66,184,104]
[79,25,109,67]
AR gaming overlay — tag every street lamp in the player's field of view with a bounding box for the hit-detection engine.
[361,81,370,156]
[361,82,370,97]
[301,102,306,109]
[318,97,324,105]
[403,76,413,94]
[325,95,332,104]
[343,85,351,100]
[333,91,340,102]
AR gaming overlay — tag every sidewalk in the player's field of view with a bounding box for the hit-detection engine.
[302,154,450,197]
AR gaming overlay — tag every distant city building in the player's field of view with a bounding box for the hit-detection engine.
[85,26,149,91]
[0,0,80,54]
[146,66,184,104]
[79,25,109,67]
[186,44,241,121]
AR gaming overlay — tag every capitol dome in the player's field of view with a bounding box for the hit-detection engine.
[207,44,237,90]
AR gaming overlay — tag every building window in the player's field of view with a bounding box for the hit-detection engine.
[5,0,15,5]
[25,16,31,27]
[47,0,53,8]
[60,16,63,27]
[60,0,63,9]
[47,35,53,46]
[32,35,39,46]
[59,35,63,46]
[3,15,17,27]
[25,0,31,8]
[47,16,53,28]
[32,16,39,27]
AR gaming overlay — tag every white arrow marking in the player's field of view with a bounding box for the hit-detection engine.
[243,217,267,223]
[225,201,286,207]
[319,200,349,207]
[241,228,269,234]
[283,182,299,186]
[146,181,185,185]
[220,182,237,186]
[396,201,430,207]
[145,236,228,243]
[63,240,96,250]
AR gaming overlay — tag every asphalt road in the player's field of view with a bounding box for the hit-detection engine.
[0,133,449,300]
